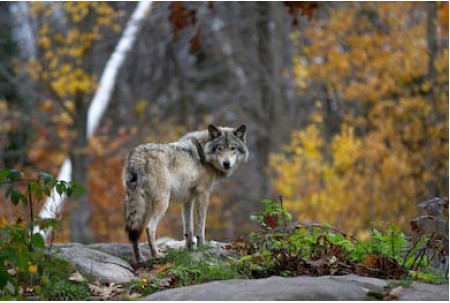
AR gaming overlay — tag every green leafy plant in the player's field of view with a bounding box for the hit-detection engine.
[250,197,292,229]
[369,225,408,263]
[235,198,447,282]
[0,168,85,299]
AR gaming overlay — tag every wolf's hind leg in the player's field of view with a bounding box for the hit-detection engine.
[182,200,196,249]
[130,231,145,263]
[146,196,169,258]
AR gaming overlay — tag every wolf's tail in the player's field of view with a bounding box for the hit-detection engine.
[124,164,147,244]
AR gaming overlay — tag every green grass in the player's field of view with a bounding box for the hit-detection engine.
[130,247,246,296]
[159,247,245,283]
[409,269,449,285]
[38,280,90,300]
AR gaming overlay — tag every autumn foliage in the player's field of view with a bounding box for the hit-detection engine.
[0,2,448,244]
[271,2,449,238]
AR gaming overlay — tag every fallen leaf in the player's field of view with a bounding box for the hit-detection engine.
[155,263,174,274]
[384,286,404,300]
[7,269,16,276]
[69,271,85,282]
[128,292,142,299]
[88,281,124,300]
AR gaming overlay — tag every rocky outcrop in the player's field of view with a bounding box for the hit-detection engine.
[141,275,449,301]
[52,245,136,284]
[48,239,232,283]
[47,241,448,301]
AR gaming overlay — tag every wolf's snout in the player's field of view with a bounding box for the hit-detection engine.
[223,160,231,169]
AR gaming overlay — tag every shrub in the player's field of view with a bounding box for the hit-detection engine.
[0,168,86,299]
[235,198,446,282]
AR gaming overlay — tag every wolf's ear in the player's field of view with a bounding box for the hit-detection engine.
[234,125,247,142]
[208,124,221,139]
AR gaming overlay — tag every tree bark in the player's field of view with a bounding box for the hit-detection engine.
[255,2,285,198]
[69,91,92,243]
[425,1,438,197]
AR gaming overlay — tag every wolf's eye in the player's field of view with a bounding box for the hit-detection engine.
[230,146,236,151]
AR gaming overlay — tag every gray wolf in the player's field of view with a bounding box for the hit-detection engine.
[122,124,249,262]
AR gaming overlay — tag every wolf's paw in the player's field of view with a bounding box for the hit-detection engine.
[153,252,163,259]
[136,253,147,263]
[196,236,206,247]
[150,249,163,259]
[185,243,197,251]
[184,233,197,250]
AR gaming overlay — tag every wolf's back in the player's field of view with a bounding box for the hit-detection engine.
[123,147,148,242]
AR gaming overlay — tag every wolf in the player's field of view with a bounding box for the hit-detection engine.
[122,124,249,262]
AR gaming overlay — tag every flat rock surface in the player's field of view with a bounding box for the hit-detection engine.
[142,275,449,301]
[47,242,449,301]
[398,282,449,301]
[87,239,233,262]
[48,239,233,285]
[52,245,136,284]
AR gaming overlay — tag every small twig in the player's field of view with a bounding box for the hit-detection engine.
[402,234,423,269]
[391,228,395,261]
[28,182,34,252]
[416,233,436,271]
[410,233,435,271]
[425,249,437,269]
[412,247,427,271]
[278,195,287,228]
[48,229,55,252]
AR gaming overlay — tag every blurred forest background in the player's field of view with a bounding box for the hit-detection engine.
[0,2,448,243]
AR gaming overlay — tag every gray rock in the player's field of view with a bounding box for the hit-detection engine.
[141,275,449,301]
[51,245,136,284]
[399,282,449,301]
[142,275,388,301]
[86,239,235,262]
[87,243,152,262]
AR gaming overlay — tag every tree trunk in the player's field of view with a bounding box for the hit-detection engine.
[69,91,92,243]
[1,2,34,168]
[425,1,438,197]
[255,2,285,198]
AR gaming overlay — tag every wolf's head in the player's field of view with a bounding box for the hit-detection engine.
[204,124,249,176]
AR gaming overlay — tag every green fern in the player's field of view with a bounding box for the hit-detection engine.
[369,224,408,263]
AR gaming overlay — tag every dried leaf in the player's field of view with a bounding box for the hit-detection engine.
[69,271,85,282]
[384,286,404,300]
[128,292,142,299]
[7,269,16,277]
[88,281,124,300]
[155,263,174,274]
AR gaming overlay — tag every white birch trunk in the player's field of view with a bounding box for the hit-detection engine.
[10,2,36,59]
[35,1,153,239]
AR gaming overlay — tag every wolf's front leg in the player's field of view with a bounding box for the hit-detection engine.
[195,192,210,246]
[182,200,196,249]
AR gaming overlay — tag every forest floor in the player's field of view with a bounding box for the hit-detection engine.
[40,240,448,301]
